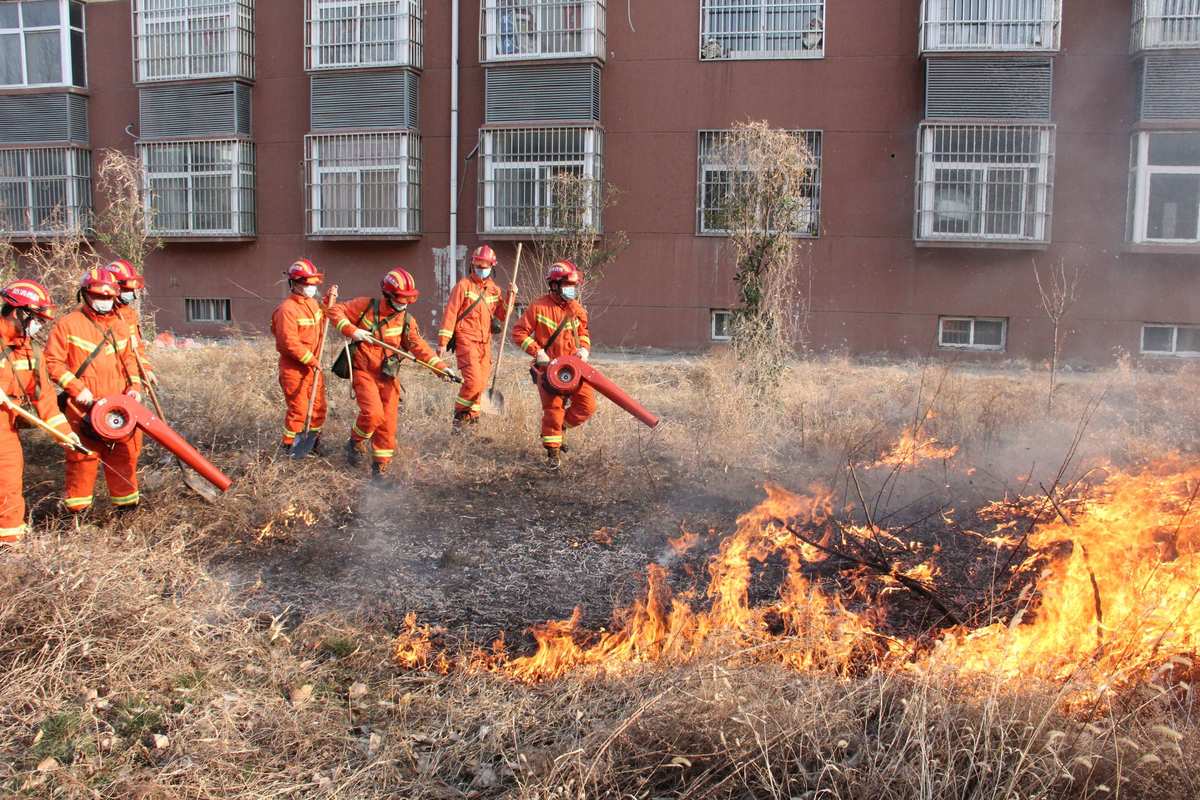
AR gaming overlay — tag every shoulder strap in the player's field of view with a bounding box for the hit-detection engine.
[456,293,486,324]
[75,328,113,383]
[542,313,575,354]
[0,341,34,406]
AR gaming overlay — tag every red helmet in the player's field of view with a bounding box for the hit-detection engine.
[104,258,145,290]
[80,267,120,299]
[1,279,54,319]
[471,245,498,268]
[381,268,419,303]
[287,258,323,285]
[545,260,582,287]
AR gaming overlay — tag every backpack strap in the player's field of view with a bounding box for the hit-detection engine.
[541,314,575,354]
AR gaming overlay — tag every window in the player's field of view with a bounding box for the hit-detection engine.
[305,132,420,236]
[711,309,733,341]
[938,317,1007,351]
[140,139,256,237]
[1132,0,1200,52]
[305,0,423,71]
[186,297,232,323]
[700,0,824,61]
[132,0,254,83]
[1142,323,1200,356]
[480,0,606,62]
[479,126,603,234]
[697,129,822,236]
[916,123,1054,244]
[0,146,91,236]
[1128,132,1200,245]
[920,0,1061,52]
[0,0,85,87]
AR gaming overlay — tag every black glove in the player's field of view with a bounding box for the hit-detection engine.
[491,316,503,335]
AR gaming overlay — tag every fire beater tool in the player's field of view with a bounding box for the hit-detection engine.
[481,242,522,416]
[89,393,233,493]
[129,347,222,503]
[361,334,464,383]
[0,385,93,455]
[291,286,338,459]
[540,354,661,429]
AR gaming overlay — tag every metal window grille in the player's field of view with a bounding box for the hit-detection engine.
[305,0,423,71]
[915,123,1054,244]
[478,126,603,234]
[711,309,733,341]
[0,0,86,88]
[700,0,824,61]
[938,316,1007,350]
[696,129,821,236]
[186,297,232,322]
[1133,0,1200,52]
[1141,323,1200,355]
[132,0,254,83]
[0,146,91,237]
[139,139,255,237]
[304,131,421,236]
[919,0,1061,52]
[480,0,606,62]
[1128,131,1200,244]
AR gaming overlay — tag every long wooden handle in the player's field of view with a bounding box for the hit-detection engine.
[489,243,523,392]
[363,335,463,383]
[301,291,337,431]
[0,385,92,454]
[130,346,167,420]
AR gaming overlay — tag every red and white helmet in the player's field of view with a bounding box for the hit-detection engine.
[381,268,419,303]
[286,258,323,285]
[471,245,498,268]
[545,260,582,287]
[80,267,120,299]
[104,258,145,290]
[1,279,55,319]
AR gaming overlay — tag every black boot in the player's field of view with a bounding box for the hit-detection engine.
[346,437,367,466]
[544,447,561,471]
[371,461,391,483]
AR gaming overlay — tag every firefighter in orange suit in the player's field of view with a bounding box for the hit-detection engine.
[511,260,595,469]
[0,280,79,542]
[331,268,452,479]
[271,259,334,452]
[104,259,154,385]
[44,269,145,514]
[436,245,506,429]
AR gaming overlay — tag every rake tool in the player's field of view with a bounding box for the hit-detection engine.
[481,242,522,416]
[291,286,338,459]
[361,334,463,383]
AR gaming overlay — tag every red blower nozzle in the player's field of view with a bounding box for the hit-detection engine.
[90,394,233,493]
[543,355,660,429]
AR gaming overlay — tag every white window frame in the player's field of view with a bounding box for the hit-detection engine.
[480,0,606,63]
[1141,323,1200,356]
[1132,0,1200,52]
[711,309,734,341]
[185,297,232,323]
[140,139,256,238]
[0,0,85,88]
[131,0,254,84]
[938,316,1007,351]
[1128,131,1200,246]
[699,0,825,61]
[479,126,603,235]
[0,145,92,236]
[304,131,421,236]
[919,0,1062,53]
[305,0,423,71]
[696,128,822,236]
[916,123,1054,244]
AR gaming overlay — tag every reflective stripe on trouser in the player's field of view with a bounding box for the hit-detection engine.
[537,381,596,450]
[351,369,401,465]
[453,341,491,419]
[0,421,26,536]
[279,364,327,445]
[64,424,142,512]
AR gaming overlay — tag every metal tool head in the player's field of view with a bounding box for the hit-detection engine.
[289,431,320,460]
[480,388,505,416]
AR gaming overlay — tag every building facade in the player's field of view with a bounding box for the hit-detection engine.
[1,0,1199,362]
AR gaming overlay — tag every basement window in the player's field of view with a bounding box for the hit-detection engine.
[140,139,256,238]
[132,0,254,83]
[0,145,92,237]
[711,309,734,341]
[700,0,824,60]
[186,297,232,323]
[304,131,421,236]
[1141,323,1200,356]
[938,316,1006,351]
[1128,132,1200,245]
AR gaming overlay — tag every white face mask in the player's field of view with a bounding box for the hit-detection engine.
[120,291,136,305]
[474,268,492,280]
[301,285,318,299]
[389,298,408,312]
[561,286,578,301]
[90,298,115,314]
[23,318,43,337]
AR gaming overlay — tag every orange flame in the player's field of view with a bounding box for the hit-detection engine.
[873,413,959,468]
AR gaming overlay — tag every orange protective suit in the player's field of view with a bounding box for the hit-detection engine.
[331,297,446,466]
[43,306,144,513]
[511,293,595,450]
[0,317,71,540]
[271,293,328,447]
[116,302,154,383]
[437,275,503,420]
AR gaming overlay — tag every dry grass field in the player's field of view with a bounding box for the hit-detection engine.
[3,341,1200,799]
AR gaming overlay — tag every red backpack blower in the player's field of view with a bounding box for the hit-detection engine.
[541,354,660,429]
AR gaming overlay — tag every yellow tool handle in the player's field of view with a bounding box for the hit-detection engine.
[0,385,92,455]
[363,335,462,383]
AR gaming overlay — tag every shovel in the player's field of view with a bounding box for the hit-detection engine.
[291,286,338,459]
[480,242,522,416]
[129,347,222,503]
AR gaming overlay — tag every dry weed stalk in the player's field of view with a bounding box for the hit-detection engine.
[1034,258,1081,412]
[91,149,159,271]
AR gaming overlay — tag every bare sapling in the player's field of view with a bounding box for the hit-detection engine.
[1033,258,1080,411]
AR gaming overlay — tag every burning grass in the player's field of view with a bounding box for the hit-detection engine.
[5,340,1200,797]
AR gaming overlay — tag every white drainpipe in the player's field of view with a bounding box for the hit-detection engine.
[449,0,461,281]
